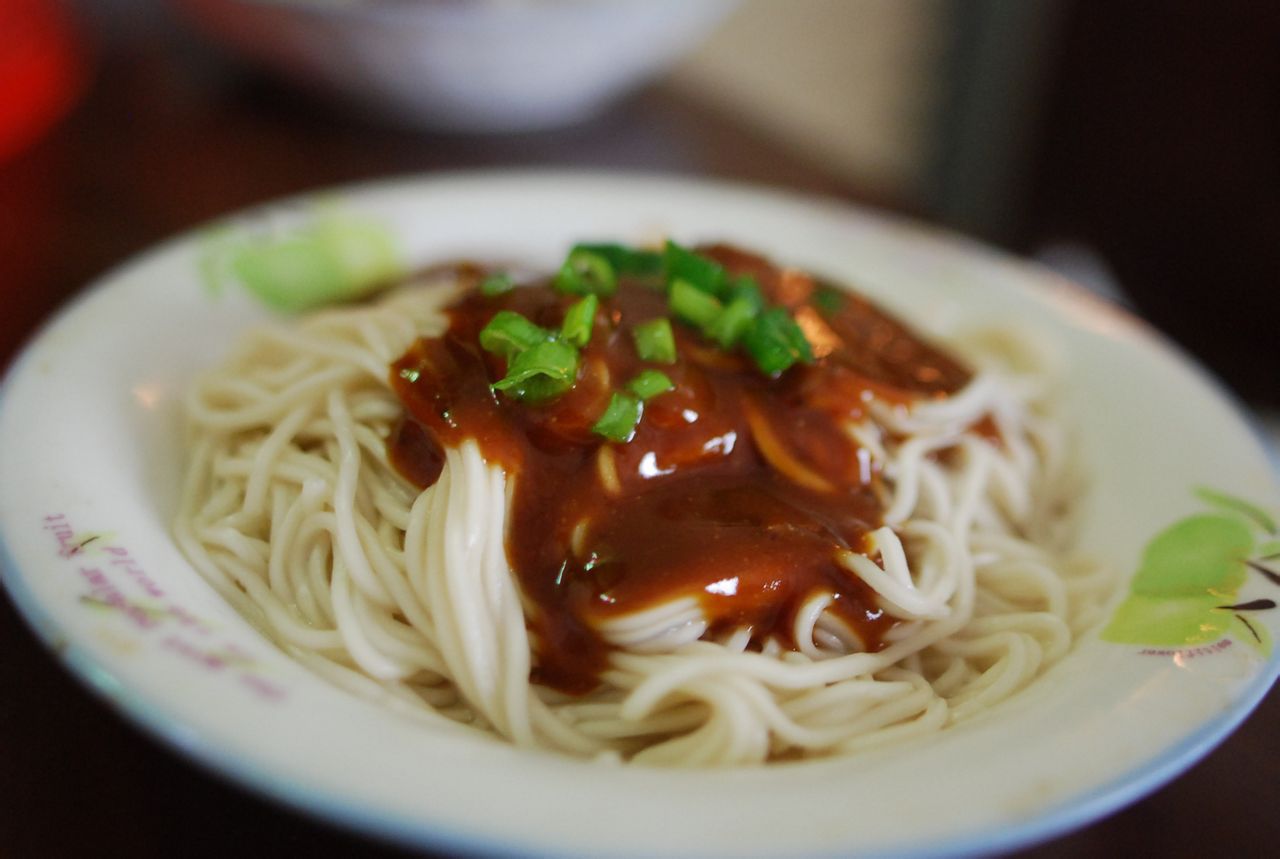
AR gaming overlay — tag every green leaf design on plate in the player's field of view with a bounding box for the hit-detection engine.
[199,206,401,312]
[1129,514,1252,597]
[1229,612,1272,655]
[1102,490,1277,655]
[197,224,241,298]
[1102,594,1232,646]
[1256,538,1280,559]
[1194,486,1278,534]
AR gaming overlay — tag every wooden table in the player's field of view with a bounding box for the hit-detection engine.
[1,41,1276,858]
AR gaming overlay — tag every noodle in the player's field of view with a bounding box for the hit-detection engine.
[176,262,1110,766]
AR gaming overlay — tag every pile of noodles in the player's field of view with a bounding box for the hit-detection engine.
[175,270,1111,765]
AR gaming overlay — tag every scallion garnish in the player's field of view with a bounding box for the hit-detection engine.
[574,243,663,277]
[479,310,552,359]
[554,248,617,297]
[670,278,723,329]
[491,340,579,402]
[664,240,725,296]
[631,317,677,364]
[481,240,822,417]
[627,369,675,401]
[480,272,514,297]
[560,294,598,348]
[742,307,815,375]
[592,392,642,442]
[705,295,758,349]
[726,275,765,312]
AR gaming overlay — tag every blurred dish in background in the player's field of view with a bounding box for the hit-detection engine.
[175,0,738,132]
[0,0,85,163]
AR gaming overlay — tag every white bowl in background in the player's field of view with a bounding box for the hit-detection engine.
[176,0,738,132]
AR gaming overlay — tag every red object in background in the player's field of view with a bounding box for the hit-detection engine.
[0,0,84,164]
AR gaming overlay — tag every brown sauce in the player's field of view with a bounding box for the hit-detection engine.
[388,245,972,693]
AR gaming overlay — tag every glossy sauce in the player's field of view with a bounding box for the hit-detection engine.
[389,246,972,692]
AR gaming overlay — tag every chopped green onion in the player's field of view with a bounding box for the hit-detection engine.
[813,285,845,316]
[742,307,815,375]
[726,276,765,312]
[592,392,643,442]
[664,240,725,296]
[480,272,514,297]
[670,278,723,329]
[705,295,758,349]
[510,374,577,403]
[478,310,552,359]
[560,294,598,348]
[491,340,579,402]
[574,243,663,277]
[784,314,816,364]
[631,317,677,364]
[627,369,674,401]
[554,248,617,296]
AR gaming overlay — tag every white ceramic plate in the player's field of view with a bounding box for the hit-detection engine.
[2,172,1278,858]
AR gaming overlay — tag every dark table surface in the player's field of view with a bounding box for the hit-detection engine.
[1,37,1277,859]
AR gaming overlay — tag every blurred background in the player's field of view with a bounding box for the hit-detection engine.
[1,0,1277,856]
[5,0,1278,412]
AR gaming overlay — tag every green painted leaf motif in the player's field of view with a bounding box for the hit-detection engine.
[1130,514,1254,598]
[1194,486,1278,534]
[1101,594,1233,646]
[196,225,243,297]
[314,218,400,293]
[1103,489,1279,654]
[222,212,401,313]
[1230,612,1272,655]
[232,236,346,312]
